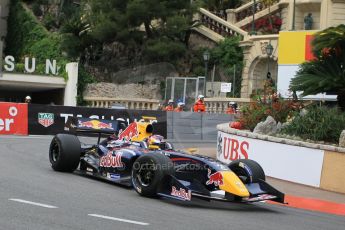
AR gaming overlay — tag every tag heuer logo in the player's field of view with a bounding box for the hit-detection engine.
[38,113,54,127]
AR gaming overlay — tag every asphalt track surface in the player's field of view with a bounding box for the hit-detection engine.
[0,135,344,230]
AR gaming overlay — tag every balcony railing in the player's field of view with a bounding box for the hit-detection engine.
[204,97,251,113]
[235,0,280,22]
[84,97,160,110]
[199,8,247,38]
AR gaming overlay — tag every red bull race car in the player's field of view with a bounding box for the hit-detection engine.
[49,117,285,204]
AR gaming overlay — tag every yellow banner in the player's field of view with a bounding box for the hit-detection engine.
[278,31,317,65]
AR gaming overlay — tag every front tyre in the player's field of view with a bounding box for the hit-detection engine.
[131,153,174,197]
[49,134,81,172]
[228,159,265,184]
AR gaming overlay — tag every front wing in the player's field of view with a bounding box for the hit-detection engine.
[157,175,285,203]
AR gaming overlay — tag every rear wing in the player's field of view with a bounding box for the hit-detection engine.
[64,117,127,135]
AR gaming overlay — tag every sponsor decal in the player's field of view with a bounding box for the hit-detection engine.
[171,186,191,201]
[100,151,124,168]
[107,173,121,180]
[118,122,138,140]
[86,167,93,172]
[78,120,113,130]
[221,135,249,161]
[206,169,224,186]
[38,113,54,127]
[243,194,276,202]
[0,102,28,135]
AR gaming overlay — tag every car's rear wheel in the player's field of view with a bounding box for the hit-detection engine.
[49,134,81,172]
[228,159,265,184]
[131,153,174,197]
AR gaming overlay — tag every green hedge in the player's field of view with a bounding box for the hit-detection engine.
[281,106,345,144]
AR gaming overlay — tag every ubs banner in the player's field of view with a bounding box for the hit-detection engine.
[28,104,167,137]
[217,131,324,187]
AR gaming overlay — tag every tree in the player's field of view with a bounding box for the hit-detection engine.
[290,24,345,109]
[82,0,197,64]
[210,37,244,97]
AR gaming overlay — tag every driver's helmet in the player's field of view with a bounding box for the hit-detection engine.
[197,95,205,100]
[147,135,165,150]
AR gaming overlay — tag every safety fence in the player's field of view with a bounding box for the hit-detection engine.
[0,102,233,141]
[167,112,234,141]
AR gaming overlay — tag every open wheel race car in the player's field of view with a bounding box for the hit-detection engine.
[49,117,285,204]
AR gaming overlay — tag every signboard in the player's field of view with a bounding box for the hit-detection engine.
[0,102,28,135]
[277,31,337,100]
[220,83,232,93]
[217,131,324,187]
[28,104,167,137]
[2,55,60,75]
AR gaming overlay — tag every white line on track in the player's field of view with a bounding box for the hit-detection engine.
[9,199,58,209]
[88,214,150,226]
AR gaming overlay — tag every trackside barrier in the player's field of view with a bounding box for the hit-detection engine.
[217,123,345,194]
[0,102,167,137]
[0,103,233,142]
[0,102,28,135]
[167,112,234,141]
[27,104,167,136]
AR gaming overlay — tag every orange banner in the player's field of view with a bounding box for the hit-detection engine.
[0,102,28,135]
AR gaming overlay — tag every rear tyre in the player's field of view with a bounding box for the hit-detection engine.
[228,159,265,184]
[49,134,81,172]
[131,153,174,197]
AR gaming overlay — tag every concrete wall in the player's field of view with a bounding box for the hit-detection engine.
[217,123,345,193]
[167,112,234,141]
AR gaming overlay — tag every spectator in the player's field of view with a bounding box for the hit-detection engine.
[24,95,31,103]
[164,99,174,111]
[174,102,185,112]
[226,102,237,114]
[193,95,206,113]
[304,13,313,30]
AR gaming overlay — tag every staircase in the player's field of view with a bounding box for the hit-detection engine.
[196,0,283,41]
[194,8,247,43]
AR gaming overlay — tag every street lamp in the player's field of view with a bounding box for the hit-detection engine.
[203,50,210,97]
[266,42,274,74]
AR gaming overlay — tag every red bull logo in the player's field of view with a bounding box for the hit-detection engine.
[206,169,223,186]
[100,151,124,168]
[171,186,191,201]
[118,122,138,140]
[78,120,113,130]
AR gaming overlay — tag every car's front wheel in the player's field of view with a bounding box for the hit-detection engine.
[49,134,81,172]
[228,159,265,184]
[131,153,174,197]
